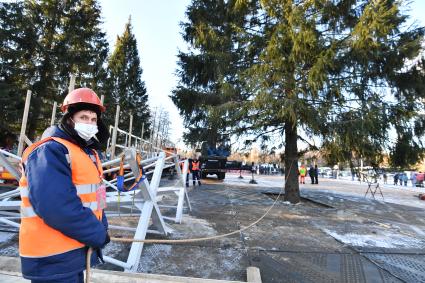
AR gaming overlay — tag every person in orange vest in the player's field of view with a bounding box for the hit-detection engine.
[19,88,110,283]
[299,164,307,184]
[190,157,202,186]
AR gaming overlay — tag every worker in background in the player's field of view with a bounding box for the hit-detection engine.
[308,165,315,184]
[299,164,307,184]
[19,88,110,283]
[190,157,202,186]
[314,164,319,184]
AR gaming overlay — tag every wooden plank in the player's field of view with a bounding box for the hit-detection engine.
[17,90,31,156]
[68,74,76,93]
[128,113,133,147]
[23,136,32,146]
[246,267,262,283]
[110,105,120,159]
[50,101,57,126]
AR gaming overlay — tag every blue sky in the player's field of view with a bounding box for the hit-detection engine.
[99,0,425,147]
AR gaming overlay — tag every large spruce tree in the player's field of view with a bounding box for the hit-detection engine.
[0,2,29,136]
[177,0,425,203]
[171,0,255,148]
[235,0,425,202]
[0,0,110,139]
[107,17,150,136]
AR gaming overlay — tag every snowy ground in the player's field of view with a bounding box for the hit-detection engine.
[220,172,425,209]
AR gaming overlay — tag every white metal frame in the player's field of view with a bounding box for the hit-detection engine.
[0,86,191,272]
[156,157,192,223]
[0,148,192,273]
[102,150,173,271]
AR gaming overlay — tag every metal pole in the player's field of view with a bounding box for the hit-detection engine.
[17,90,32,156]
[111,105,120,159]
[128,113,133,148]
[100,94,104,104]
[140,123,145,152]
[0,152,21,180]
[155,112,162,149]
[150,109,157,156]
[50,101,57,126]
[249,162,257,184]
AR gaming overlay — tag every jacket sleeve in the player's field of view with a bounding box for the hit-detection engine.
[26,141,107,248]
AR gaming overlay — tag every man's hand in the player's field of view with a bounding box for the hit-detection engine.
[102,232,110,248]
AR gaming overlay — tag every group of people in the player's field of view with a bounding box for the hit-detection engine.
[299,164,319,184]
[257,164,282,175]
[392,172,409,186]
[392,172,424,187]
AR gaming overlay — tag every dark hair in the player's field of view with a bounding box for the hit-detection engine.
[66,103,101,118]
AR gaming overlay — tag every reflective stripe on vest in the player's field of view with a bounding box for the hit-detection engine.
[192,161,199,171]
[19,184,100,217]
[19,137,104,258]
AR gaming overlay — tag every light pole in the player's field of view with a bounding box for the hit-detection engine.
[249,162,257,184]
[238,164,243,179]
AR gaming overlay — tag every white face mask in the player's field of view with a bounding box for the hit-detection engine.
[74,122,98,141]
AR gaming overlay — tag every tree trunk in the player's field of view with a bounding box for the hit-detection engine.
[207,127,218,148]
[284,121,300,203]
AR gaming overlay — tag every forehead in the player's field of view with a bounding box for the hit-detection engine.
[73,110,97,118]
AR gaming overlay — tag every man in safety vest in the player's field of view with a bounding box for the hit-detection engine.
[19,88,110,283]
[190,157,202,186]
[299,164,307,184]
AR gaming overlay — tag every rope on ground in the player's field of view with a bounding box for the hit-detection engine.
[86,247,92,283]
[85,161,294,283]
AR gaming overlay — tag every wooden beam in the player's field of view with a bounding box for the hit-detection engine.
[17,90,31,156]
[246,267,261,283]
[68,74,76,93]
[110,105,120,159]
[128,113,133,147]
[50,101,57,126]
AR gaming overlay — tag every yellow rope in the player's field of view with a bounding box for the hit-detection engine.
[85,247,93,283]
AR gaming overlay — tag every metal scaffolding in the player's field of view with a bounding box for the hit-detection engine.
[0,146,192,272]
[0,85,192,273]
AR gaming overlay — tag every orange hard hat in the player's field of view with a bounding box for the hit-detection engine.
[61,88,106,113]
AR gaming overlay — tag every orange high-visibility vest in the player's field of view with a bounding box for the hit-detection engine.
[192,161,200,171]
[19,137,104,258]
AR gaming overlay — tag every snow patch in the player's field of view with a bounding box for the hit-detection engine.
[173,215,217,237]
[323,229,424,249]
